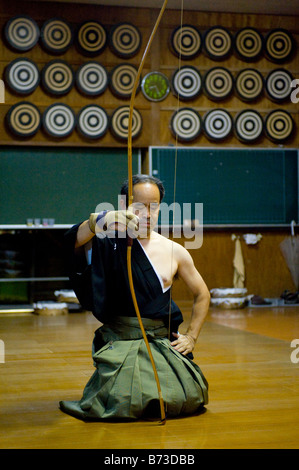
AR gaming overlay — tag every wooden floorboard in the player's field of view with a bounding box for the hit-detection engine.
[0,305,299,449]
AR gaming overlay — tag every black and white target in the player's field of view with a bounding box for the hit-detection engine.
[6,102,41,137]
[109,23,141,58]
[264,29,294,63]
[109,63,139,98]
[41,60,74,95]
[77,105,109,139]
[76,61,108,96]
[170,25,202,59]
[234,110,264,143]
[203,26,232,60]
[235,68,264,102]
[265,68,293,102]
[76,21,107,56]
[5,58,40,95]
[171,66,202,100]
[110,106,142,140]
[43,103,75,138]
[41,18,73,54]
[203,67,233,101]
[234,28,263,61]
[203,109,233,140]
[264,109,294,142]
[170,108,202,141]
[4,15,40,51]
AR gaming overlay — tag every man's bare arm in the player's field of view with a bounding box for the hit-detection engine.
[171,244,210,355]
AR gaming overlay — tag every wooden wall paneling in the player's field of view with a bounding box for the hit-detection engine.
[171,229,297,301]
[1,1,298,148]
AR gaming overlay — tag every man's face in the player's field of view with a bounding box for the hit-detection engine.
[130,182,160,236]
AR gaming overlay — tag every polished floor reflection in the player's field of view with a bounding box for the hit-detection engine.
[0,304,298,449]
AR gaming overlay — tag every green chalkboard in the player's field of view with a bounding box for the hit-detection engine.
[0,146,139,224]
[150,147,298,225]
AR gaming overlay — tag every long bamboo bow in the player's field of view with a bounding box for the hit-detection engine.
[127,0,169,425]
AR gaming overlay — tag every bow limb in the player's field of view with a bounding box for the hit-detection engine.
[127,0,168,425]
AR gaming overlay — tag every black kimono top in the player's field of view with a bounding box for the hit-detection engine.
[65,224,183,335]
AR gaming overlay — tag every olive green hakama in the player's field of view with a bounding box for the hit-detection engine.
[60,317,208,421]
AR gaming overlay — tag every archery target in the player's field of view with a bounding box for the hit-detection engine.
[234,109,264,143]
[203,67,233,101]
[265,68,293,102]
[203,26,232,60]
[6,102,41,137]
[203,109,233,140]
[43,103,75,137]
[264,109,294,142]
[41,60,74,95]
[41,18,73,54]
[77,105,109,139]
[76,61,108,96]
[234,28,263,61]
[171,66,202,100]
[5,58,40,95]
[4,15,39,51]
[77,21,107,56]
[170,108,202,141]
[170,24,202,59]
[264,28,294,62]
[110,106,142,140]
[235,68,264,101]
[109,23,141,58]
[110,63,139,98]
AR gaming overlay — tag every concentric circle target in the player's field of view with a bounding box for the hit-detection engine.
[5,58,40,94]
[203,109,233,140]
[76,21,107,56]
[234,28,263,61]
[77,105,109,139]
[109,23,141,58]
[264,28,294,62]
[41,18,73,54]
[264,109,294,142]
[4,15,40,51]
[203,26,232,60]
[41,60,74,95]
[170,24,202,59]
[203,67,234,100]
[43,103,75,138]
[171,66,202,100]
[110,63,139,98]
[76,61,108,96]
[235,68,264,101]
[170,108,202,141]
[265,68,293,102]
[110,106,142,140]
[6,102,41,137]
[234,110,264,143]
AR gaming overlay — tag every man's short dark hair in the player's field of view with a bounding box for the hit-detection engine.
[120,174,165,206]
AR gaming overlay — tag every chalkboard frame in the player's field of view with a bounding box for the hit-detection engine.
[0,146,140,226]
[149,146,298,227]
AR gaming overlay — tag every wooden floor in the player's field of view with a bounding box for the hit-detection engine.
[0,303,299,449]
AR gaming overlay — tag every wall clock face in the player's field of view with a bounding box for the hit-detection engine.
[141,72,170,101]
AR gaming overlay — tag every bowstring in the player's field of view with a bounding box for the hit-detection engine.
[166,0,184,413]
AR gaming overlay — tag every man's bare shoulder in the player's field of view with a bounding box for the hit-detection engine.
[152,231,190,259]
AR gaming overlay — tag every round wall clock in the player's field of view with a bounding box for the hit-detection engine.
[141,72,170,102]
